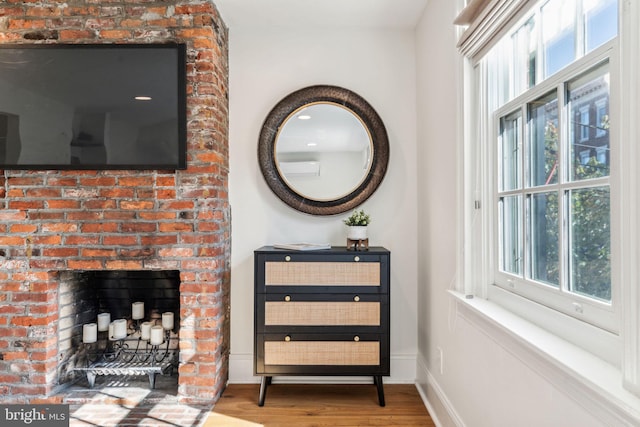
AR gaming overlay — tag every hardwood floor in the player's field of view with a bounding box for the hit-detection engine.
[205,383,435,427]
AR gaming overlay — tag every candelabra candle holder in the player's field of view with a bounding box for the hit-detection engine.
[76,319,178,389]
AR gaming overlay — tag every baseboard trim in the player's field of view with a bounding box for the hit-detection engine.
[415,355,465,427]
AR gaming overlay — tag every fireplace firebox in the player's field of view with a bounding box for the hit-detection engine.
[57,271,180,391]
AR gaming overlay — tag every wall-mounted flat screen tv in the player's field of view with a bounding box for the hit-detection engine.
[0,43,187,170]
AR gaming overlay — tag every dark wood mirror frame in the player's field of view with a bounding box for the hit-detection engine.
[258,85,389,215]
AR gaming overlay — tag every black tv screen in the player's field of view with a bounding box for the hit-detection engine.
[0,43,187,170]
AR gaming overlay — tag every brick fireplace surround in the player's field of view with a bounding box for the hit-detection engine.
[0,0,230,404]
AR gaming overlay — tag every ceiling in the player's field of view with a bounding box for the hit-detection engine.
[213,0,429,30]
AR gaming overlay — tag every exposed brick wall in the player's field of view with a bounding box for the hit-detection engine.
[0,0,230,404]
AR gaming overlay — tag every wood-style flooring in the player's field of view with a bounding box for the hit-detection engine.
[205,383,435,427]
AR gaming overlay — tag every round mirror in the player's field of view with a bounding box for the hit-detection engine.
[276,102,372,201]
[258,85,389,215]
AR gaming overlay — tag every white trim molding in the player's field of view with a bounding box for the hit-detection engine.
[619,0,640,396]
[416,355,465,427]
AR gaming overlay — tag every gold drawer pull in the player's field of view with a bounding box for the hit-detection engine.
[354,256,360,262]
[284,295,291,302]
[354,336,360,342]
[284,335,291,342]
[285,255,291,262]
[353,295,360,302]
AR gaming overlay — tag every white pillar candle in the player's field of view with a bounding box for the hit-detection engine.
[162,312,174,330]
[82,323,97,344]
[140,322,152,340]
[108,322,116,341]
[113,318,128,340]
[97,313,111,332]
[132,302,144,320]
[150,325,164,346]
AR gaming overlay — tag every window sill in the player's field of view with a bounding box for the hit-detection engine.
[449,290,640,425]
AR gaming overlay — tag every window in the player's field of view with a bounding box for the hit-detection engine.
[458,0,640,409]
[488,0,617,331]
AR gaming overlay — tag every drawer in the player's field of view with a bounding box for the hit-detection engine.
[265,301,380,326]
[255,333,390,375]
[265,340,380,366]
[256,293,388,333]
[265,261,380,286]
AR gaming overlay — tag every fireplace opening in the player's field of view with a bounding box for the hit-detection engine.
[57,270,180,394]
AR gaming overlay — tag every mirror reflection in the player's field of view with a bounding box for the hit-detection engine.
[275,103,372,201]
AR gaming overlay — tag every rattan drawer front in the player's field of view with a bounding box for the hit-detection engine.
[265,301,380,326]
[265,262,380,286]
[264,341,380,366]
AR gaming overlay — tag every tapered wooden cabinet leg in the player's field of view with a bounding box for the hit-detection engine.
[258,376,271,406]
[374,375,385,407]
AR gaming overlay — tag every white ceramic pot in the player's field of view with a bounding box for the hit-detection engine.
[347,226,367,240]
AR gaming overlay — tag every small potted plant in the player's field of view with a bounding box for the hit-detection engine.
[343,209,371,240]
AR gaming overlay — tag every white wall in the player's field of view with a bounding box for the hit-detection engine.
[415,1,616,426]
[227,26,419,383]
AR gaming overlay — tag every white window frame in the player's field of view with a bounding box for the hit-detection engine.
[456,0,640,413]
[492,48,616,334]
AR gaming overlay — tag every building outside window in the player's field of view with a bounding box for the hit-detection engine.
[579,106,590,143]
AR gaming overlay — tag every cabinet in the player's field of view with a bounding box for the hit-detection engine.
[254,246,390,406]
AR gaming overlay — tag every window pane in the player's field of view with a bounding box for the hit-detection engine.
[487,45,510,108]
[512,17,537,97]
[584,0,618,52]
[500,195,523,275]
[542,0,577,78]
[569,186,610,301]
[568,66,610,181]
[528,92,559,186]
[500,112,522,191]
[529,192,560,286]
